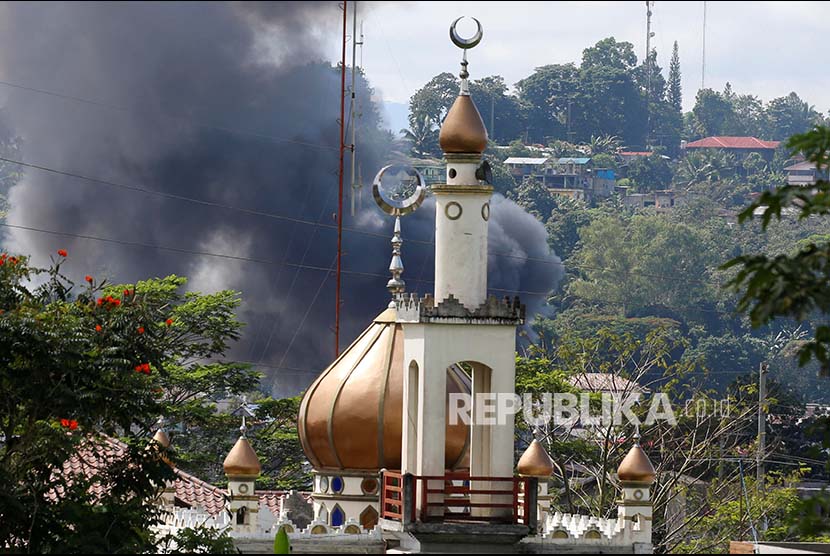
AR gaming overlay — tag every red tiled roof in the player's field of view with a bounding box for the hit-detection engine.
[685,136,780,149]
[54,434,309,518]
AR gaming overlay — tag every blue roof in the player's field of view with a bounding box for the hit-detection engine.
[556,157,591,165]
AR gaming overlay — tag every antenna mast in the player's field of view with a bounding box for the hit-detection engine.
[701,0,707,90]
[349,1,363,217]
[335,0,347,356]
[645,1,654,147]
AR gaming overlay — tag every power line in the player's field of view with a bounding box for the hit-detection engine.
[1,153,724,288]
[0,221,552,297]
[0,79,339,152]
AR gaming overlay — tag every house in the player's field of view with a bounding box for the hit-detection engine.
[784,161,829,186]
[504,155,616,202]
[619,188,686,212]
[684,136,780,161]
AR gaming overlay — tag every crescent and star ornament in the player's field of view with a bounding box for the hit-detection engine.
[450,16,483,50]
[372,164,426,217]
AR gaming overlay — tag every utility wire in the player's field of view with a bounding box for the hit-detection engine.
[0,154,722,288]
[0,79,339,152]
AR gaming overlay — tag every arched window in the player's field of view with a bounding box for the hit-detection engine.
[236,506,248,525]
[330,504,345,527]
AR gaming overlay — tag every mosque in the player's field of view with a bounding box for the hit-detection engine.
[149,17,658,554]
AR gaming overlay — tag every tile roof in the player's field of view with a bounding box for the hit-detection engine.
[685,136,780,149]
[54,434,310,518]
[784,161,819,172]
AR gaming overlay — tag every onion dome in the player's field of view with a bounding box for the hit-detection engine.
[517,439,555,477]
[152,428,171,449]
[439,95,488,154]
[617,442,656,484]
[298,308,471,471]
[223,435,262,477]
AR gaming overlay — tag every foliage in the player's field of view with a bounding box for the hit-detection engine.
[724,126,830,372]
[157,526,238,554]
[0,253,256,552]
[567,214,716,317]
[675,472,804,553]
[626,151,672,191]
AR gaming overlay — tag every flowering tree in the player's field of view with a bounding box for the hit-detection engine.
[0,251,257,553]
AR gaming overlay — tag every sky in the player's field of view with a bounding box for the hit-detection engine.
[320,1,830,130]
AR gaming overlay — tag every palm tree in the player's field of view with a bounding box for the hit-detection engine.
[400,115,438,157]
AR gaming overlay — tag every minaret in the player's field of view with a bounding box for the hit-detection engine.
[223,416,262,533]
[616,434,656,544]
[434,35,491,309]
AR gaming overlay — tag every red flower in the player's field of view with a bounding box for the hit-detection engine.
[123,289,130,297]
[165,318,173,326]
[85,275,93,283]
[69,420,78,430]
[134,364,143,372]
[112,299,121,307]
[95,324,102,332]
[137,326,145,335]
[142,363,151,374]
[57,249,67,257]
[96,298,104,306]
[60,418,70,427]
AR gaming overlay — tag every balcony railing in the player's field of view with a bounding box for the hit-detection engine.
[380,470,537,528]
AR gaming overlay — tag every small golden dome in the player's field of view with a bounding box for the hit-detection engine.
[617,443,655,483]
[298,310,471,471]
[517,439,555,477]
[223,436,262,477]
[439,95,488,154]
[152,428,171,449]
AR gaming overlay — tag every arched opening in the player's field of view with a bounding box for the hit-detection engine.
[236,506,248,525]
[317,503,328,523]
[330,504,345,527]
[360,505,379,530]
[405,360,420,473]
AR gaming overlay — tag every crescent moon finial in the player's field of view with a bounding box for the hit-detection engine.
[450,16,483,50]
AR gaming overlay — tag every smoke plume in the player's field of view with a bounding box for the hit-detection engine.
[0,2,562,396]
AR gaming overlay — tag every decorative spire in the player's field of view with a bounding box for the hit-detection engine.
[440,17,488,155]
[387,216,405,307]
[449,16,483,96]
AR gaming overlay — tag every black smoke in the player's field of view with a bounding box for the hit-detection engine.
[0,2,562,396]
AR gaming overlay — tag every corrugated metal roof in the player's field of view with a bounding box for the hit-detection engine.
[784,161,818,172]
[504,157,548,165]
[556,157,591,165]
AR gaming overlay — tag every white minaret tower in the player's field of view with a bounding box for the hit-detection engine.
[434,20,490,309]
[397,17,524,521]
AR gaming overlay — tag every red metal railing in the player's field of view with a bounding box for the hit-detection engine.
[381,471,533,525]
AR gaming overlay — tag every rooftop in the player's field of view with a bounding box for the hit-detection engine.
[685,136,780,149]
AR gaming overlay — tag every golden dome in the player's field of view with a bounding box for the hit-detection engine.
[152,428,171,449]
[617,443,655,484]
[223,435,262,477]
[517,439,555,477]
[298,309,471,471]
[439,94,488,154]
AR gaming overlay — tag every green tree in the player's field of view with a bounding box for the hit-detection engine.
[568,215,716,317]
[0,252,256,552]
[515,63,580,143]
[765,92,821,141]
[667,41,682,113]
[724,125,830,372]
[406,72,459,156]
[626,152,673,191]
[511,178,555,220]
[469,75,526,143]
[692,88,736,138]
